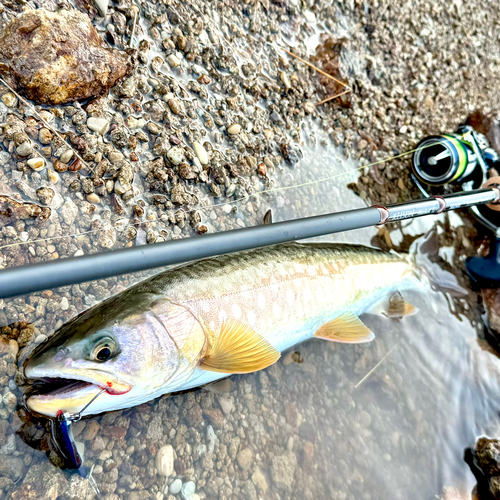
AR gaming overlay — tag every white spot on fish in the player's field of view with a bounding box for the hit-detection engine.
[201,301,210,313]
[257,292,266,310]
[303,286,312,303]
[218,309,227,323]
[272,302,281,318]
[286,288,295,306]
[247,310,257,326]
[231,304,242,319]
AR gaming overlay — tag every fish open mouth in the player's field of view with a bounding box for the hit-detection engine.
[30,378,95,398]
[25,377,107,417]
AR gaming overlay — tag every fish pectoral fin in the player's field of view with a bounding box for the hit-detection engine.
[314,313,375,343]
[386,292,417,318]
[199,319,281,374]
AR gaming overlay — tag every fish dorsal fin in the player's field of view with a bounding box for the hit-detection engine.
[200,319,281,374]
[387,292,417,318]
[314,313,375,343]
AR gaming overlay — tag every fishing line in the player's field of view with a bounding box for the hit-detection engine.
[354,339,401,389]
[0,142,436,253]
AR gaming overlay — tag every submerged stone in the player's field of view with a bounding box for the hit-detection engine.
[0,9,132,105]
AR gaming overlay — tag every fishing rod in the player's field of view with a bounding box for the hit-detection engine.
[0,125,499,299]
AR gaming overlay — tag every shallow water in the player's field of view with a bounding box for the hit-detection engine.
[0,5,499,500]
[1,131,499,500]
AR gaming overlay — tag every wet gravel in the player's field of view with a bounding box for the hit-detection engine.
[0,0,500,498]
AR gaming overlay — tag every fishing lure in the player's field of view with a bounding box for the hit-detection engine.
[49,389,105,493]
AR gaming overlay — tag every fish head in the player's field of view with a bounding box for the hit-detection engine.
[24,292,193,417]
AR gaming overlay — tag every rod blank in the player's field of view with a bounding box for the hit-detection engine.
[0,187,498,300]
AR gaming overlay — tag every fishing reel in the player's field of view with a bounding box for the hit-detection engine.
[411,125,500,287]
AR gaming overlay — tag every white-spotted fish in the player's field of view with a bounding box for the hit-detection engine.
[24,240,458,417]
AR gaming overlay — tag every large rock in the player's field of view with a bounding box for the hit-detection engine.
[0,9,132,105]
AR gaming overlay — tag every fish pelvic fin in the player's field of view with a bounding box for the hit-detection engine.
[199,319,281,374]
[386,292,418,318]
[314,313,375,343]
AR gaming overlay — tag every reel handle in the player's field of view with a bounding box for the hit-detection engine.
[466,236,500,288]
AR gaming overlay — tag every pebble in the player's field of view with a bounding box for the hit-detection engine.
[217,396,233,415]
[193,141,208,165]
[48,169,60,183]
[59,150,74,164]
[156,444,174,476]
[227,124,241,135]
[236,448,253,471]
[180,481,196,500]
[169,479,182,495]
[26,157,46,172]
[167,147,184,165]
[60,297,69,311]
[87,193,101,204]
[167,54,181,68]
[16,142,33,157]
[252,468,268,492]
[1,92,17,107]
[35,334,48,344]
[87,117,109,134]
[38,128,53,144]
[206,425,216,454]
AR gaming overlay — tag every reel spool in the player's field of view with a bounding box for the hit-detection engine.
[412,134,477,186]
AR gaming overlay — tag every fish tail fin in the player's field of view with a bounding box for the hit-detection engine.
[409,229,468,296]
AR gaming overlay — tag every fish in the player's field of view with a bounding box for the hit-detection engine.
[23,240,458,417]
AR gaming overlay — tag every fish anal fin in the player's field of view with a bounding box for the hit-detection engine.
[387,292,417,318]
[200,319,281,374]
[314,313,375,343]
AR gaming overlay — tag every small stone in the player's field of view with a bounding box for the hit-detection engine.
[167,54,181,68]
[2,392,16,411]
[60,150,74,164]
[82,419,100,440]
[167,98,181,115]
[87,117,109,135]
[87,193,101,204]
[27,157,46,171]
[257,163,267,176]
[60,297,69,311]
[16,142,33,157]
[38,128,53,144]
[217,396,233,415]
[237,448,253,471]
[280,71,291,89]
[180,481,195,500]
[193,141,208,165]
[167,147,184,165]
[156,444,174,477]
[252,467,268,492]
[48,169,60,184]
[36,187,55,205]
[227,124,241,135]
[1,92,17,107]
[169,479,182,495]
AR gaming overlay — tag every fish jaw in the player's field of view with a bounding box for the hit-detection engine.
[24,359,133,417]
[27,382,104,417]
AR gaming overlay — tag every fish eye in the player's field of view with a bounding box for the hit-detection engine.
[90,337,117,363]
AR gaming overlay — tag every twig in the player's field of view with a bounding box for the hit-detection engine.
[0,76,92,171]
[129,9,138,48]
[354,340,400,389]
[316,89,351,106]
[282,48,349,88]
